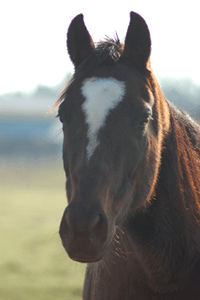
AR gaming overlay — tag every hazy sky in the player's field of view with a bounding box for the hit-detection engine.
[1,0,200,94]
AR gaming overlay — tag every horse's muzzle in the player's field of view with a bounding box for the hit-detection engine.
[59,203,109,262]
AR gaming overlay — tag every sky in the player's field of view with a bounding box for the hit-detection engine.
[1,0,200,95]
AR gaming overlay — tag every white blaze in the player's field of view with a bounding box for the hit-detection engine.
[81,77,126,160]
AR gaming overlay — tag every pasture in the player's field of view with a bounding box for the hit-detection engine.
[0,159,85,300]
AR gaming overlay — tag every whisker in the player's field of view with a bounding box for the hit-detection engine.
[114,238,121,244]
[116,225,125,235]
[114,251,122,258]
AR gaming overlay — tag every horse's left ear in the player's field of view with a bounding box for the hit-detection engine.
[122,12,151,73]
[67,14,95,69]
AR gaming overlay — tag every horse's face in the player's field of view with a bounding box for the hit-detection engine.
[59,13,159,262]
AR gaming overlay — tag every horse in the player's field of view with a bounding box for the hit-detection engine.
[57,12,200,299]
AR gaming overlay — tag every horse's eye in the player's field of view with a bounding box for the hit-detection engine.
[138,117,150,128]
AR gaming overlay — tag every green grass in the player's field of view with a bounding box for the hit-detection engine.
[0,160,85,300]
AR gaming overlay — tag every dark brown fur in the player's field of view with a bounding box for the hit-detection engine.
[58,12,200,299]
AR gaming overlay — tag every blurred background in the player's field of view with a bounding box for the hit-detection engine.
[0,1,200,299]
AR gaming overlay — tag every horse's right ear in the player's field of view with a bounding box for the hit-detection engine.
[122,12,151,73]
[67,14,95,69]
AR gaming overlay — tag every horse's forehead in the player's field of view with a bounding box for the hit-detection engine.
[81,77,126,160]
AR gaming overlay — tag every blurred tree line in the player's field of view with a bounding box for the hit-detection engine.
[160,77,200,120]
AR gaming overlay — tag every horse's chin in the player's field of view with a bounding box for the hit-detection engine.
[68,246,106,263]
[69,252,105,263]
[66,245,107,263]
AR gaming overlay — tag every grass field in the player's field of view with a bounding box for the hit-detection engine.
[0,158,85,300]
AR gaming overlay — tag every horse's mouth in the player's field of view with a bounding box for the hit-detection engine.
[70,252,105,263]
[62,238,109,263]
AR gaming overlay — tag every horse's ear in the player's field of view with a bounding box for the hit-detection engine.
[67,14,95,69]
[122,12,151,73]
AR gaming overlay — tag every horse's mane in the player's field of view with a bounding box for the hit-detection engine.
[163,103,200,223]
[94,36,123,62]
